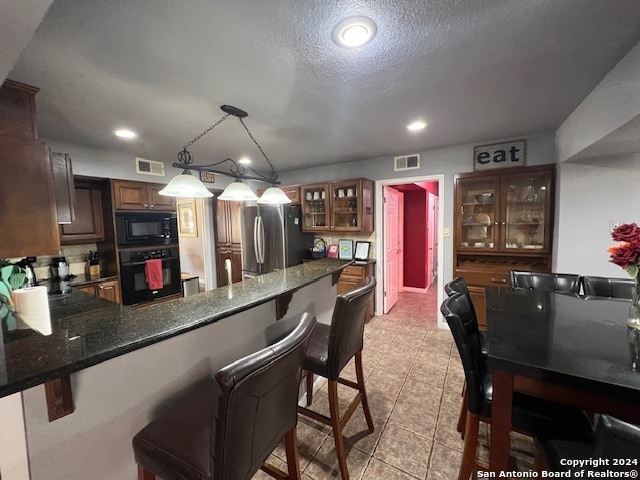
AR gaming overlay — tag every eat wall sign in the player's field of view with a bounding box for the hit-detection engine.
[473,139,526,171]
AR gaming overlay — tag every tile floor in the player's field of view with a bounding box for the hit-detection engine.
[254,286,536,479]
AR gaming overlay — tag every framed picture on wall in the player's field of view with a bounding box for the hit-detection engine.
[177,199,198,237]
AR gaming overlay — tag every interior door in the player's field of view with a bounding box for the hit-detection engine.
[384,186,400,313]
[426,192,436,288]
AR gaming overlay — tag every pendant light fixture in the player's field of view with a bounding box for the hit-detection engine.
[159,105,290,204]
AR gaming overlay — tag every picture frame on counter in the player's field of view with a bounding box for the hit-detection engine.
[354,241,371,262]
[177,199,198,237]
[338,239,353,260]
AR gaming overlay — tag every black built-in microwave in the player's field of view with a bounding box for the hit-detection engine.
[115,212,178,247]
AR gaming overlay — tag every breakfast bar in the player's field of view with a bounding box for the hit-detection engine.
[0,259,349,480]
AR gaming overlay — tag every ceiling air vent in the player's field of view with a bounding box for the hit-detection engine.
[394,154,420,171]
[135,157,165,176]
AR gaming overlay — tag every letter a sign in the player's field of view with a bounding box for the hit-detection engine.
[473,139,526,171]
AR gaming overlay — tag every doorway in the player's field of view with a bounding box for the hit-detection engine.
[375,175,444,326]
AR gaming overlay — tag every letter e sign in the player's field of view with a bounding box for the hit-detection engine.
[473,139,526,171]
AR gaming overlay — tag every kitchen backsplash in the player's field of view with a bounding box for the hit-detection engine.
[7,243,98,281]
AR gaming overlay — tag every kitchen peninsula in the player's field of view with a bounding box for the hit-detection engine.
[0,259,349,480]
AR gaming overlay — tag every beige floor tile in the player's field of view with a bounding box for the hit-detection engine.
[335,410,385,455]
[367,387,399,421]
[367,368,407,398]
[362,457,420,480]
[408,361,447,387]
[303,436,371,479]
[374,423,432,479]
[434,411,465,452]
[388,396,437,438]
[272,422,329,471]
[439,390,464,418]
[426,442,463,480]
[398,378,443,408]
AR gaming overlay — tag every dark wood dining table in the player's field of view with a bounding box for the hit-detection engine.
[485,287,640,472]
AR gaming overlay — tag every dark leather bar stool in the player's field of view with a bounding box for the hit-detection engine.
[298,276,376,480]
[132,312,316,480]
[510,270,581,295]
[582,275,635,299]
[440,293,592,480]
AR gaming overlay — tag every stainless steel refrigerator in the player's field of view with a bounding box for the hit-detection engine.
[240,204,314,278]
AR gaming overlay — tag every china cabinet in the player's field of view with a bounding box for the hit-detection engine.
[301,178,373,233]
[454,164,555,328]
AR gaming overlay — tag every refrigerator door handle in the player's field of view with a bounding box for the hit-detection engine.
[257,216,265,264]
[253,216,261,265]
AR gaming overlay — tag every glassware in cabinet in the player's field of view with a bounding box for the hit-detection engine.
[456,175,499,250]
[300,184,329,231]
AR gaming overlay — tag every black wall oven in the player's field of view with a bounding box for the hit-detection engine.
[119,247,181,305]
[115,212,178,247]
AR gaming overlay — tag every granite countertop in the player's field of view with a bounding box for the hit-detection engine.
[69,273,119,286]
[0,259,350,398]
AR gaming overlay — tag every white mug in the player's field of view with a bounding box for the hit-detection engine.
[338,189,345,197]
[347,188,354,197]
[306,192,312,200]
[321,191,325,199]
[313,191,320,200]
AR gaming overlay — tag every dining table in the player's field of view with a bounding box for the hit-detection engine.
[485,286,640,472]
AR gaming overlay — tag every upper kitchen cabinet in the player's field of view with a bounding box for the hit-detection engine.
[60,179,105,244]
[50,151,76,224]
[111,179,175,211]
[453,164,555,329]
[301,178,374,233]
[0,80,60,258]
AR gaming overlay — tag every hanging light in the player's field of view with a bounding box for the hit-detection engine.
[159,105,290,203]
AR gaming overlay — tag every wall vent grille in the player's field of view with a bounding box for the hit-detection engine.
[135,157,165,176]
[394,154,420,171]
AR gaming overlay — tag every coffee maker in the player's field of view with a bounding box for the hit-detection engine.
[50,255,71,294]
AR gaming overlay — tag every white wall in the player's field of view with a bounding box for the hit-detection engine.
[0,393,30,480]
[554,154,640,277]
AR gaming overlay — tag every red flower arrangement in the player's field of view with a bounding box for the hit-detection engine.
[608,223,640,279]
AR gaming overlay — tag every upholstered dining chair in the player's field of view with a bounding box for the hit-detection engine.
[440,293,593,480]
[582,275,635,300]
[444,276,486,435]
[132,312,316,480]
[510,271,581,295]
[537,415,640,475]
[298,276,376,480]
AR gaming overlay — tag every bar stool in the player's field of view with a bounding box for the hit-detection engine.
[132,312,316,480]
[298,277,376,480]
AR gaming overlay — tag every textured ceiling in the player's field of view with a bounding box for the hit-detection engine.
[6,0,640,174]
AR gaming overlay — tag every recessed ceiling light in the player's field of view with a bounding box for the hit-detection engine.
[406,121,428,132]
[333,16,377,48]
[238,157,251,165]
[114,128,137,139]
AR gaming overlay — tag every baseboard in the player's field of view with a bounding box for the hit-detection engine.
[402,286,428,294]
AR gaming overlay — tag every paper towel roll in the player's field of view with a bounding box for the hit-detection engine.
[12,286,52,335]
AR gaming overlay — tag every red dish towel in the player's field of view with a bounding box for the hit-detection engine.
[144,259,164,290]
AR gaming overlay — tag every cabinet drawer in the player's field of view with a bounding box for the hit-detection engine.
[342,265,365,278]
[455,269,510,287]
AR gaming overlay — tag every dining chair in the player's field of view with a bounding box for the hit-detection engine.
[132,312,316,480]
[440,292,593,480]
[536,414,640,475]
[581,275,635,299]
[298,276,376,480]
[510,271,581,295]
[444,276,486,435]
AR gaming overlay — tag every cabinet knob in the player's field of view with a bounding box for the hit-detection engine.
[149,205,155,209]
[143,204,149,208]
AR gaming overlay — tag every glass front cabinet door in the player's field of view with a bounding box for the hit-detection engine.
[330,180,361,231]
[500,169,553,253]
[456,175,500,251]
[300,184,330,231]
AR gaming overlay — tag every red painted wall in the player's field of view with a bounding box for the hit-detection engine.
[403,190,426,288]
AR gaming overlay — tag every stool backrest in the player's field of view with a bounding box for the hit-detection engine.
[594,415,640,461]
[444,277,479,332]
[213,312,316,480]
[326,276,376,379]
[440,292,487,414]
[582,276,635,300]
[510,271,580,295]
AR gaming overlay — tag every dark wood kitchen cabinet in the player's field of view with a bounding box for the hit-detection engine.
[50,151,76,225]
[75,278,121,304]
[453,164,555,329]
[60,180,105,244]
[111,179,175,211]
[337,262,375,322]
[0,80,60,258]
[215,199,244,286]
